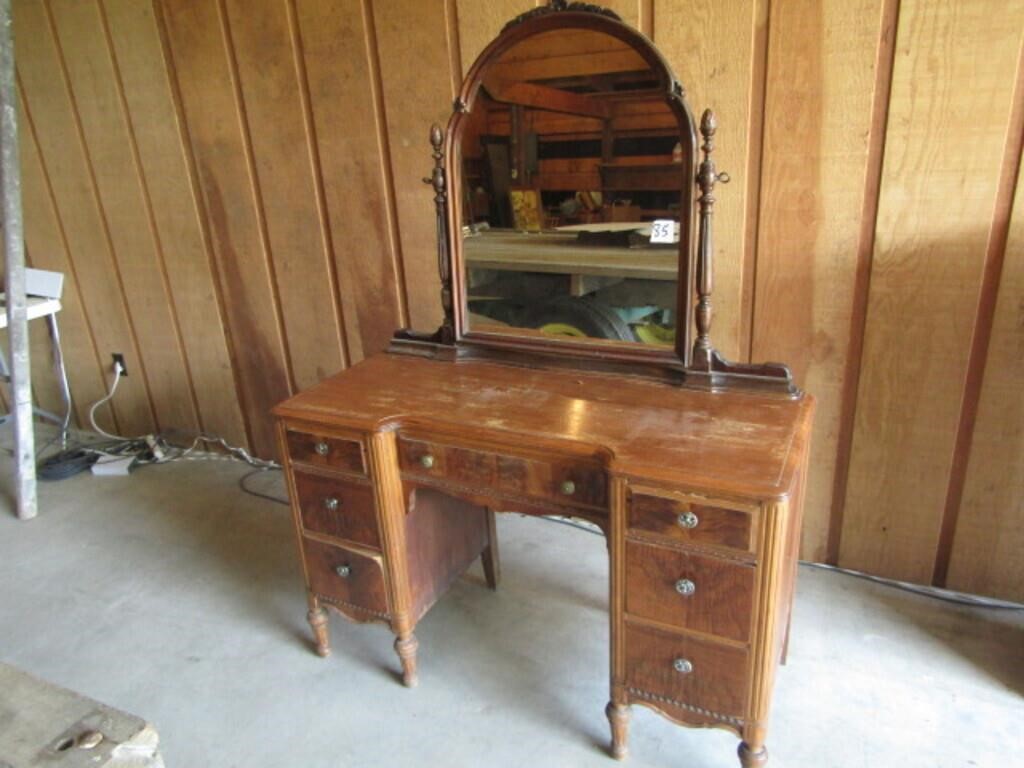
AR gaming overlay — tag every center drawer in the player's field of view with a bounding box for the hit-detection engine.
[625,539,754,643]
[397,436,606,509]
[294,471,380,549]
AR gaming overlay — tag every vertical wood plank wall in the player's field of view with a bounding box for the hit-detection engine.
[11,0,1024,601]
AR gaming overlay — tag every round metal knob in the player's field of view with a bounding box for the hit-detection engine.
[76,731,104,750]
[673,658,693,674]
[420,454,435,469]
[324,497,339,512]
[560,480,576,496]
[677,511,699,529]
[335,564,351,579]
[675,578,696,596]
[315,441,329,456]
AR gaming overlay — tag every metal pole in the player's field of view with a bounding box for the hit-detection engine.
[1,0,37,520]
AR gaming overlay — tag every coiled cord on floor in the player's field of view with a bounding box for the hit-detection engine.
[37,448,98,480]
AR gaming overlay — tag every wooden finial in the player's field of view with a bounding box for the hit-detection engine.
[700,108,717,140]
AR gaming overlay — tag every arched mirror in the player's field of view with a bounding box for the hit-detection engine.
[393,2,795,394]
[456,21,694,355]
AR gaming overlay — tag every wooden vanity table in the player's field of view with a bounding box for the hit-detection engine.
[274,4,814,766]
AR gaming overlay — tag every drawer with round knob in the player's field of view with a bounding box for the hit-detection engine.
[625,540,754,642]
[396,436,606,510]
[294,471,380,549]
[303,537,388,619]
[624,622,748,724]
[627,488,754,552]
[286,430,366,476]
[547,461,606,508]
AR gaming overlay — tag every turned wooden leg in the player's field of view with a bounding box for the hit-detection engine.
[738,741,768,767]
[307,603,330,658]
[394,632,419,688]
[606,701,630,760]
[481,508,501,590]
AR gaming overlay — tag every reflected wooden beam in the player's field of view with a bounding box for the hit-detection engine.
[483,75,611,119]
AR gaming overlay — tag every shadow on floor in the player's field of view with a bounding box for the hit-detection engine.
[865,581,1024,697]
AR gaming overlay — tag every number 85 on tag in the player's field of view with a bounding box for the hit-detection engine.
[649,219,679,244]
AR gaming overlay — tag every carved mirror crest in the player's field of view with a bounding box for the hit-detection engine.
[392,1,796,395]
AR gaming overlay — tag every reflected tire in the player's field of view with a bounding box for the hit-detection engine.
[520,297,635,342]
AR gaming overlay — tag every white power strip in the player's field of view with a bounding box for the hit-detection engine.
[91,455,135,476]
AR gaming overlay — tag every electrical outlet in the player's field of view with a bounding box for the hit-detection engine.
[112,353,127,376]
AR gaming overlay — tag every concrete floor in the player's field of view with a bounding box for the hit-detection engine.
[1,446,1021,768]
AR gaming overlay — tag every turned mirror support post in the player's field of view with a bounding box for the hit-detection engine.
[426,124,456,345]
[684,109,797,395]
[692,109,729,370]
[391,125,457,350]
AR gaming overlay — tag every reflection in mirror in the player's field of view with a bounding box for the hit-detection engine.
[460,28,685,347]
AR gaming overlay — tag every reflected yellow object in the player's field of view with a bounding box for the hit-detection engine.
[540,322,588,338]
[634,324,675,345]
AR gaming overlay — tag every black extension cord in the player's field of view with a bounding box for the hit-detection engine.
[38,448,99,481]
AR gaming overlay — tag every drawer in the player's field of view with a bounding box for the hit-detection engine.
[294,471,380,549]
[628,490,753,552]
[286,430,365,475]
[303,537,388,618]
[625,622,748,721]
[397,437,606,509]
[625,540,754,643]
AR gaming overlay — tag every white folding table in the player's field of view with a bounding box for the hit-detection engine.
[0,294,72,442]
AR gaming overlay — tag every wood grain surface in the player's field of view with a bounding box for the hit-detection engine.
[625,539,755,642]
[946,124,1024,601]
[653,0,760,363]
[15,0,156,437]
[274,354,815,500]
[103,0,249,447]
[294,471,380,548]
[160,0,297,457]
[838,0,1024,583]
[750,0,888,562]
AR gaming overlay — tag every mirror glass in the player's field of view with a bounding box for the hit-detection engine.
[459,27,686,347]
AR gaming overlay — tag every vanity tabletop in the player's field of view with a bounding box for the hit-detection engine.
[273,353,814,501]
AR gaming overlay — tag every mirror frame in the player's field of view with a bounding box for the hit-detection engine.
[392,2,798,395]
[449,7,697,369]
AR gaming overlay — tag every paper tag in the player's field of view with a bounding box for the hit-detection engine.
[649,219,678,244]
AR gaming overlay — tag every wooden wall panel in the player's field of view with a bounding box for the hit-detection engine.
[10,0,1024,599]
[222,0,347,389]
[48,0,200,435]
[102,0,248,448]
[159,0,292,458]
[17,110,108,429]
[14,0,155,437]
[295,0,405,362]
[455,0,530,78]
[595,0,640,31]
[653,0,761,361]
[750,0,888,561]
[372,0,457,332]
[946,160,1024,601]
[839,0,1024,583]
